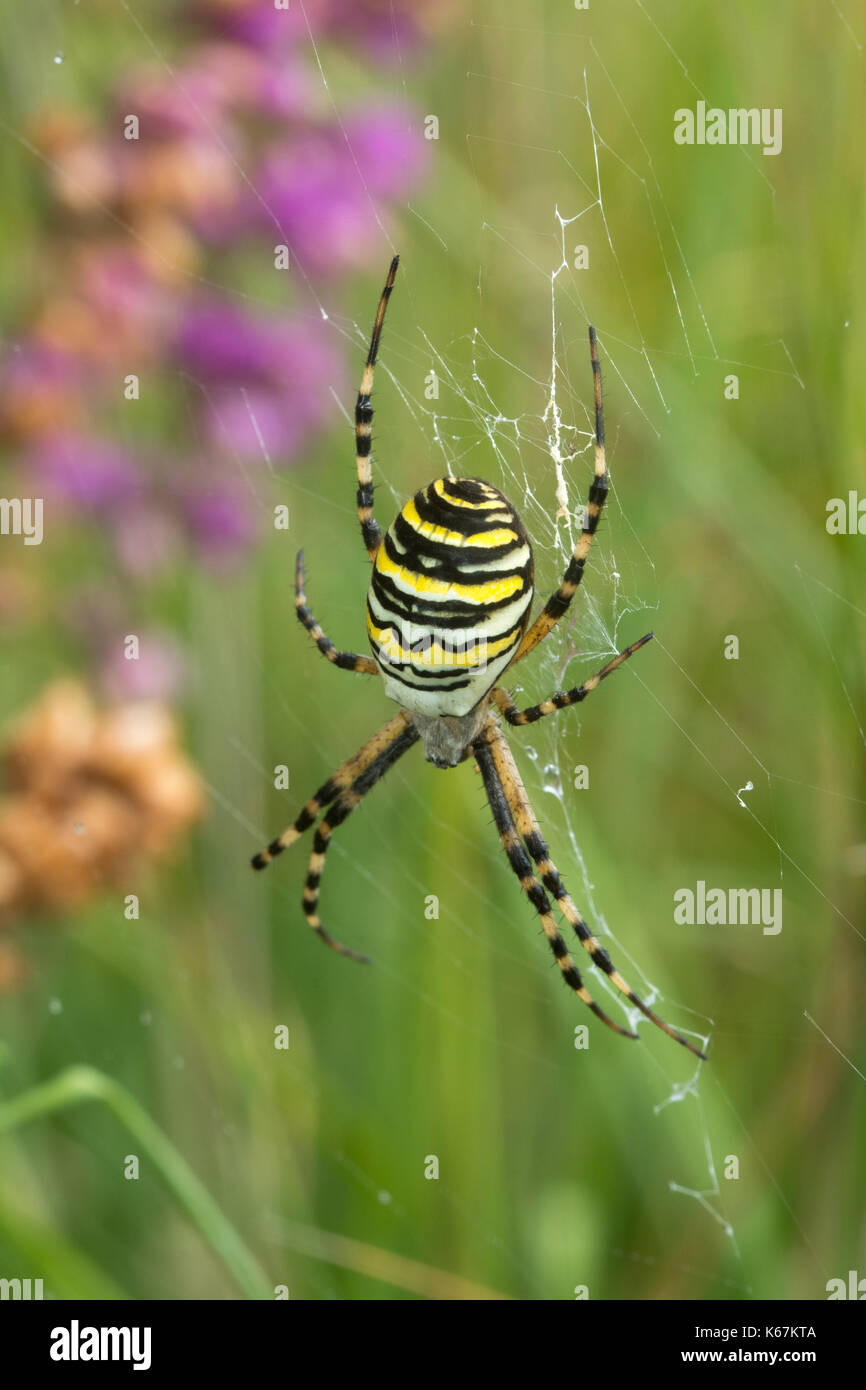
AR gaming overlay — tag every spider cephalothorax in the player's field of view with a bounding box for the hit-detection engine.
[252,257,706,1061]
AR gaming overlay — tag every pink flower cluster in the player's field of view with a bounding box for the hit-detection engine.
[1,0,431,574]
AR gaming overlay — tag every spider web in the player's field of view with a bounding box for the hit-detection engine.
[292,3,861,1300]
[5,0,863,1303]
[266,17,738,1288]
[364,94,733,1265]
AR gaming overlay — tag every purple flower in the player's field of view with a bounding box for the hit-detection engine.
[29,433,142,511]
[183,484,259,564]
[120,42,316,140]
[0,0,436,631]
[344,106,430,199]
[326,1,425,62]
[118,64,228,141]
[192,0,312,50]
[174,303,344,463]
[254,55,321,122]
[255,137,382,276]
[254,110,427,276]
[174,302,278,382]
[203,386,305,463]
[195,0,424,61]
[191,41,317,121]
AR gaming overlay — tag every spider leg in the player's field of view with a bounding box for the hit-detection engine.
[486,719,707,1060]
[473,717,638,1042]
[300,717,419,962]
[514,326,608,664]
[295,550,378,674]
[493,632,652,725]
[356,255,399,562]
[251,709,412,870]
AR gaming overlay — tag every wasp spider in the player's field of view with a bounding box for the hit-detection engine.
[253,257,706,1061]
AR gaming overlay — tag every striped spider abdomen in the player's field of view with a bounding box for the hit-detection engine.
[366,476,534,732]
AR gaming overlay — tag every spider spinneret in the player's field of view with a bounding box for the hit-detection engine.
[251,255,707,1062]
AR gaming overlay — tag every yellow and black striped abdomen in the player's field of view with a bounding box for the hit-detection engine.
[367,476,534,717]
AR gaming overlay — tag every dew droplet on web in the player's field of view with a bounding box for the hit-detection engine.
[48,997,63,1015]
[53,51,64,64]
[542,763,563,798]
[525,745,538,761]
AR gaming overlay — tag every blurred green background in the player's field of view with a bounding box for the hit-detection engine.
[0,0,863,1300]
